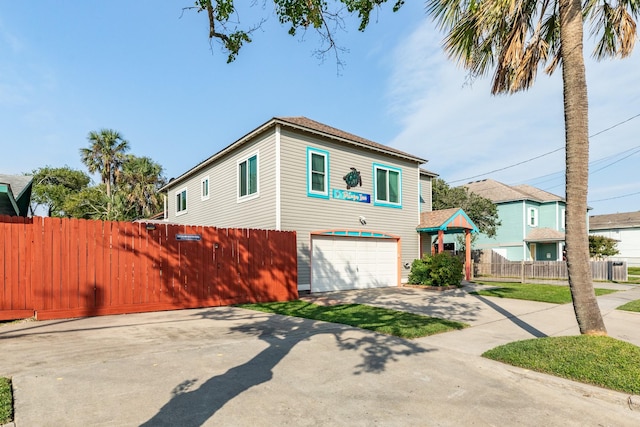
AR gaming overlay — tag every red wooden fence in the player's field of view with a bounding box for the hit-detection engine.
[0,216,298,320]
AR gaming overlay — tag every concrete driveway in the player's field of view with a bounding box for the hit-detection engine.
[2,284,640,426]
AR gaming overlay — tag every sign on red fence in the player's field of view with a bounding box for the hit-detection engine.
[0,216,297,320]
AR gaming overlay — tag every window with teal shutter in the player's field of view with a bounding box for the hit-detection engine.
[307,147,329,198]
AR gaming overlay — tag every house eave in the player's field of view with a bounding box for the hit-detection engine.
[161,117,428,192]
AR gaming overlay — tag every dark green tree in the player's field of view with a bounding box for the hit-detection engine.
[30,166,91,217]
[117,155,167,220]
[80,129,130,200]
[589,235,620,260]
[432,178,500,238]
[62,185,110,220]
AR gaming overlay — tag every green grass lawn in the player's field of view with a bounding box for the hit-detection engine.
[483,335,640,394]
[470,281,617,304]
[0,377,12,425]
[618,299,640,312]
[629,267,640,276]
[236,301,467,339]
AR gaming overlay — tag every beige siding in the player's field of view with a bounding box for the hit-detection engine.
[279,129,422,288]
[420,175,433,213]
[165,131,277,229]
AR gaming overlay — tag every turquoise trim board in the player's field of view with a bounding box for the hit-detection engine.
[372,163,402,208]
[306,147,330,199]
[318,230,394,238]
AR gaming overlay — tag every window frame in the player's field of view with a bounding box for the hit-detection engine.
[306,147,330,199]
[561,208,566,230]
[528,207,539,227]
[201,176,210,201]
[176,187,188,216]
[373,163,402,208]
[237,151,259,202]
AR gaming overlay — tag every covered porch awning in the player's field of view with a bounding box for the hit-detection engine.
[416,208,479,280]
[524,227,565,243]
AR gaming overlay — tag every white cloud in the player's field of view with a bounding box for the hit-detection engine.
[385,19,640,215]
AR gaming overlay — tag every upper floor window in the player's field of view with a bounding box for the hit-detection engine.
[528,207,538,227]
[307,147,329,198]
[374,163,401,208]
[201,176,210,201]
[238,152,258,201]
[176,188,187,215]
[561,208,566,229]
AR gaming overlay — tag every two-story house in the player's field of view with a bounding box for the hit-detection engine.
[589,211,640,266]
[462,179,566,261]
[161,117,441,293]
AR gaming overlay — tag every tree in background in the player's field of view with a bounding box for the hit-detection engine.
[30,131,165,221]
[432,178,500,238]
[30,166,91,217]
[589,235,620,260]
[117,155,167,220]
[80,129,130,199]
[188,1,638,335]
[62,185,111,220]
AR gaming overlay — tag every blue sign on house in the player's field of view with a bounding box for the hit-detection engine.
[332,189,371,203]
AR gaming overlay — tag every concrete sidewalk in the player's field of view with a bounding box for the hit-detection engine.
[2,284,640,426]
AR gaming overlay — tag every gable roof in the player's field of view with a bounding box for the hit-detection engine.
[463,179,564,203]
[0,174,34,217]
[589,211,640,230]
[416,208,478,233]
[162,116,428,191]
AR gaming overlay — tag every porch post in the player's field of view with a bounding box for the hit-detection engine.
[465,229,471,280]
[438,230,444,253]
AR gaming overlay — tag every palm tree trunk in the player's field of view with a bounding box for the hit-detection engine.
[559,0,607,335]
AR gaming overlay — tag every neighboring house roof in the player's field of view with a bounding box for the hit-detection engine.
[524,227,565,242]
[589,211,640,231]
[0,174,33,217]
[420,168,438,177]
[416,208,478,234]
[463,179,565,203]
[162,116,428,191]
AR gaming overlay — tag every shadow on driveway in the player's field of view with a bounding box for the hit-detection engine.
[141,307,433,426]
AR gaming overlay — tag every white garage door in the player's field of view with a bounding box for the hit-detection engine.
[311,235,398,292]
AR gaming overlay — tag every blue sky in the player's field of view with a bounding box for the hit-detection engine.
[2,1,638,217]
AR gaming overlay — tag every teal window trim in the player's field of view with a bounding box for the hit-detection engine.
[373,163,402,208]
[528,207,538,227]
[238,152,259,202]
[306,147,330,199]
[176,187,187,215]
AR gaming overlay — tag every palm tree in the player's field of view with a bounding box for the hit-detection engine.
[118,155,166,220]
[426,0,637,334]
[80,129,130,199]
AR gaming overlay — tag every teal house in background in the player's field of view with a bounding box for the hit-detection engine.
[462,179,567,261]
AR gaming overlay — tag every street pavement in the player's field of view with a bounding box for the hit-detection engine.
[1,282,640,426]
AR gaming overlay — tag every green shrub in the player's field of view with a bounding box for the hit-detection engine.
[408,258,430,284]
[408,253,463,287]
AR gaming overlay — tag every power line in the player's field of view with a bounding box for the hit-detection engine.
[447,113,640,184]
[589,190,640,203]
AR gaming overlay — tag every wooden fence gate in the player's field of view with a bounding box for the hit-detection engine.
[0,216,298,320]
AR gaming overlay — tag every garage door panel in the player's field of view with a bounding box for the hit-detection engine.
[311,236,398,293]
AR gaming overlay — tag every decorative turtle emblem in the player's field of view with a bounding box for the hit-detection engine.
[343,167,362,189]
